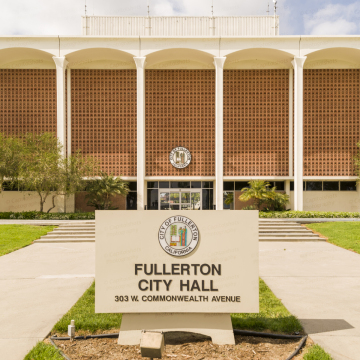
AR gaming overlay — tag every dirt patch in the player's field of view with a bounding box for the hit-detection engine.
[49,331,314,360]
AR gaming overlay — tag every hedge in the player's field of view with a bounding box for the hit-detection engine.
[0,210,360,220]
[259,211,360,218]
[0,211,95,220]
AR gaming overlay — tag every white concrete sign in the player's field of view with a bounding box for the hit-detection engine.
[95,211,259,314]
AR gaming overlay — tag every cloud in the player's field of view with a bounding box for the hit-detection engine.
[304,2,360,35]
[0,0,283,36]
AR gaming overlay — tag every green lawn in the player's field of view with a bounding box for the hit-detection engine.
[303,344,333,360]
[24,341,63,360]
[27,278,332,359]
[306,222,360,255]
[231,278,302,333]
[53,282,122,333]
[0,225,56,256]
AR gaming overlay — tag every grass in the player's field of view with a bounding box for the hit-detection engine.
[0,225,56,256]
[231,278,302,333]
[53,282,122,333]
[303,344,333,360]
[24,341,63,360]
[29,279,332,359]
[306,222,360,255]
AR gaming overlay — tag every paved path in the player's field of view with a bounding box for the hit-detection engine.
[0,242,95,360]
[260,241,360,360]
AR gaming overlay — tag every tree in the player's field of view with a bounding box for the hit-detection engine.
[0,133,22,193]
[85,172,129,210]
[238,180,289,211]
[239,180,273,210]
[18,133,63,212]
[18,133,99,213]
[59,151,99,213]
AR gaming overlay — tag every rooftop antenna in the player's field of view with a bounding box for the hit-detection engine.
[211,0,214,17]
[273,0,278,35]
[85,0,87,16]
[266,2,269,15]
[147,0,150,16]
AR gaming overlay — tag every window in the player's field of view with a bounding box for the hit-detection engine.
[147,189,159,210]
[126,182,137,210]
[159,181,170,188]
[202,189,213,210]
[202,181,213,189]
[223,182,234,191]
[235,182,249,191]
[147,182,158,189]
[340,181,357,191]
[170,181,190,189]
[306,182,322,191]
[323,182,339,191]
[191,181,202,189]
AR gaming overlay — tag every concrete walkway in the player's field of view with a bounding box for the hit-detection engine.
[260,241,360,360]
[0,242,95,360]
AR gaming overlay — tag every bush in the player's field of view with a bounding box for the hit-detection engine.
[0,211,95,220]
[259,211,360,218]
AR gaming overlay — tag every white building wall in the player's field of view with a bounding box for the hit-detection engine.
[82,16,279,37]
[0,192,75,213]
[289,191,360,212]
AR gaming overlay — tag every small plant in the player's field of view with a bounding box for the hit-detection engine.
[239,180,289,211]
[224,192,234,206]
[85,172,129,210]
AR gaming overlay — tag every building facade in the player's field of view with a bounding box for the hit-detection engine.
[0,16,359,212]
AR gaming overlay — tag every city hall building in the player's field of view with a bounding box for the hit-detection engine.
[0,15,359,212]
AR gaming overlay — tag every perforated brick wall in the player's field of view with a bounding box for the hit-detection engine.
[304,69,360,176]
[224,70,289,176]
[145,70,215,176]
[0,69,56,135]
[71,70,137,176]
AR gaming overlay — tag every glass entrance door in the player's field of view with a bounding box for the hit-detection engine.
[160,190,201,210]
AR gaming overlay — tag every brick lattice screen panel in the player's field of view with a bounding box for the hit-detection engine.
[145,70,215,176]
[304,69,360,176]
[0,69,56,135]
[224,70,289,176]
[71,70,137,176]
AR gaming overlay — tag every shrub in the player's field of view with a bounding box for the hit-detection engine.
[0,211,95,220]
[259,211,360,218]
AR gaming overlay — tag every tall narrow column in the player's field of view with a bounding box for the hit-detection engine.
[214,57,226,210]
[67,68,71,158]
[291,56,306,211]
[53,56,68,157]
[134,57,146,211]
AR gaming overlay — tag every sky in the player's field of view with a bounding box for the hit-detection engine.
[0,0,359,36]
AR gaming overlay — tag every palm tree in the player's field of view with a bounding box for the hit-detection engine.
[238,180,273,210]
[85,172,129,210]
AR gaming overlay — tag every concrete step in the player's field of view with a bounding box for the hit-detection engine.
[260,237,326,242]
[259,222,299,225]
[259,226,306,230]
[259,232,320,237]
[259,229,313,233]
[40,234,95,239]
[50,231,95,235]
[34,238,95,243]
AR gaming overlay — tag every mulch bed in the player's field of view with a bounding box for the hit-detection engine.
[48,331,313,360]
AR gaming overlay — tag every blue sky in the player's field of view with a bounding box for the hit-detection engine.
[0,0,359,35]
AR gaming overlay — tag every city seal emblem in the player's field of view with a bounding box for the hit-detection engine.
[169,147,191,169]
[158,215,199,257]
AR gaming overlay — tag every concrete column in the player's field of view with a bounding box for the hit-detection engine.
[289,68,293,178]
[67,68,71,158]
[214,57,226,210]
[291,56,306,211]
[53,56,68,157]
[285,180,291,210]
[134,57,146,211]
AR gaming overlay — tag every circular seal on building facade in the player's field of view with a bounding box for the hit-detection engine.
[158,215,199,257]
[169,147,191,169]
